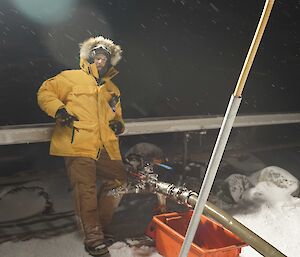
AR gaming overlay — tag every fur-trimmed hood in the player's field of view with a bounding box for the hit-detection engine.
[79,36,122,66]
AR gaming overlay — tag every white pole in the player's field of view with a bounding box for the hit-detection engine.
[178,0,275,256]
[179,94,241,256]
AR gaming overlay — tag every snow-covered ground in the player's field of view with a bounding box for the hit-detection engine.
[0,232,162,257]
[0,151,300,257]
[1,177,300,257]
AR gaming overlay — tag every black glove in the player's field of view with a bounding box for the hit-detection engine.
[109,120,124,135]
[55,108,79,128]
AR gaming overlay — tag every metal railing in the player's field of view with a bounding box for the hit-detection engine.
[0,112,299,145]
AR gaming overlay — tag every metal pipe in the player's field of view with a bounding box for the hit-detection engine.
[129,158,286,256]
[180,0,275,256]
[190,197,286,257]
[141,177,286,256]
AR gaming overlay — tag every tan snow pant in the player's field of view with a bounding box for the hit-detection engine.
[64,149,127,247]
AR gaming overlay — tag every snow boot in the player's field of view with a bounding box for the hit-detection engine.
[84,243,110,256]
[104,233,115,246]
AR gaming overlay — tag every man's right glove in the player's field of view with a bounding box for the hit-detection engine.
[109,119,125,135]
[55,108,78,128]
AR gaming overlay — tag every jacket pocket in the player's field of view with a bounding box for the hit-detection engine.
[70,121,99,152]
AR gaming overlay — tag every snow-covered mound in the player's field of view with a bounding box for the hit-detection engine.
[249,166,299,197]
[212,166,299,208]
[210,166,300,256]
[236,181,300,257]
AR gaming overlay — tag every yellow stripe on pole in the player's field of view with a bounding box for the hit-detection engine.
[234,0,275,97]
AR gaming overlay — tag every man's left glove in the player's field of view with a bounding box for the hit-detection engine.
[109,120,125,135]
[55,108,79,128]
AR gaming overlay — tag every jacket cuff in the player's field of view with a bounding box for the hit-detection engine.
[47,100,65,118]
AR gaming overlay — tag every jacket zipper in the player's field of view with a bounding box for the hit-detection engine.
[71,127,75,143]
[96,84,102,158]
[96,148,101,159]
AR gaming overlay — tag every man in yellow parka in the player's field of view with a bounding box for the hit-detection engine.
[37,36,127,256]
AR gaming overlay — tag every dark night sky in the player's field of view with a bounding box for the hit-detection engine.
[0,0,299,125]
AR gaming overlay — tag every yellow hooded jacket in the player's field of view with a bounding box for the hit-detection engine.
[37,56,125,160]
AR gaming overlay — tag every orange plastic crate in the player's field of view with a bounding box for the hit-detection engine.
[146,210,247,257]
